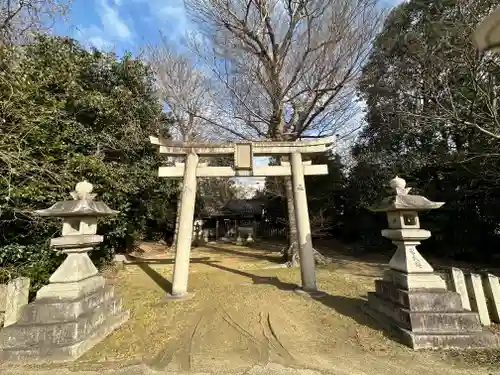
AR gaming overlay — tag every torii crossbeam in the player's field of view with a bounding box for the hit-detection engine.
[150,137,334,299]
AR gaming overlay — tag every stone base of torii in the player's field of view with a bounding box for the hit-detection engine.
[150,137,334,299]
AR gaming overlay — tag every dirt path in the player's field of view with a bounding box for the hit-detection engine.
[1,242,499,375]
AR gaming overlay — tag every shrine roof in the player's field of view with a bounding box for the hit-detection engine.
[200,199,267,217]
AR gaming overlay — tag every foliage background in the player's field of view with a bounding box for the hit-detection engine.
[0,36,178,293]
[3,0,500,296]
[262,0,500,263]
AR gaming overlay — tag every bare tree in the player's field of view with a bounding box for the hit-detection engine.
[1,0,71,45]
[142,36,214,142]
[143,38,237,251]
[186,0,383,138]
[185,0,385,263]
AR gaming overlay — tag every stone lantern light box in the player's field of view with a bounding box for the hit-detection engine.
[41,180,118,237]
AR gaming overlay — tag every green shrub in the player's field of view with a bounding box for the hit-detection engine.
[0,243,64,298]
[0,36,177,295]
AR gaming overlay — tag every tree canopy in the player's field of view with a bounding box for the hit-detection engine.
[0,35,178,290]
[4,0,500,295]
[342,0,500,260]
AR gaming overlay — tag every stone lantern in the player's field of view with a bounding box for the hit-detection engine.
[363,176,498,349]
[371,176,446,290]
[0,181,129,361]
[35,180,119,300]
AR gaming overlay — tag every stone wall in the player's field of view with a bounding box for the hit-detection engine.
[0,284,6,326]
[0,278,30,328]
[439,268,500,326]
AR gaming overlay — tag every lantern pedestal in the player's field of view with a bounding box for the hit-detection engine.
[0,181,129,361]
[364,177,498,349]
[0,285,129,361]
[382,231,448,291]
[364,281,498,349]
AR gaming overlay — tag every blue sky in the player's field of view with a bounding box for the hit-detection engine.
[53,0,405,184]
[55,0,405,57]
[55,0,189,55]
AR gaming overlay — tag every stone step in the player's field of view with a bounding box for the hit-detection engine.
[375,280,463,311]
[0,309,130,361]
[363,303,499,350]
[0,296,123,348]
[409,330,499,350]
[16,286,116,325]
[368,293,482,333]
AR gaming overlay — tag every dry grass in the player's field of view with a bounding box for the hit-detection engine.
[3,241,500,374]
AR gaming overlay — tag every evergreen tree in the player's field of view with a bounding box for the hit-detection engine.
[347,0,500,260]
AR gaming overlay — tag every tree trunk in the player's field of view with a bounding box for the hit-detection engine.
[284,167,329,267]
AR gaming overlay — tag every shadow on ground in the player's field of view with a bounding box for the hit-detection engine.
[201,243,387,276]
[200,260,393,339]
[132,256,395,344]
[134,257,212,294]
[202,244,284,263]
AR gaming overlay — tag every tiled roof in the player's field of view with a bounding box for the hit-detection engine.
[223,199,266,215]
[200,199,267,217]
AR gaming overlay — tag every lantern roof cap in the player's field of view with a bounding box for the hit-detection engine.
[369,176,444,212]
[35,181,119,218]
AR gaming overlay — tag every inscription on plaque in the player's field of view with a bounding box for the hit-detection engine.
[235,143,252,170]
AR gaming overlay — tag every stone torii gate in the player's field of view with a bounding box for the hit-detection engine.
[150,136,334,299]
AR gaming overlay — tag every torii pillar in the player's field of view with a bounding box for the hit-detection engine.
[170,151,198,298]
[150,137,334,299]
[290,152,317,293]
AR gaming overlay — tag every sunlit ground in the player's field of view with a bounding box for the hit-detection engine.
[2,241,499,374]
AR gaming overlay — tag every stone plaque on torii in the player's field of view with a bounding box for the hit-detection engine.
[150,136,334,299]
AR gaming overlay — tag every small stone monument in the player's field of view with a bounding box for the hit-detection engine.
[203,229,209,243]
[236,231,244,246]
[363,176,498,349]
[0,181,129,361]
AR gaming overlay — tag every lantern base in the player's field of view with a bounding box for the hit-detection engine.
[0,284,129,362]
[363,298,498,349]
[363,279,499,349]
[383,269,447,290]
[36,274,106,301]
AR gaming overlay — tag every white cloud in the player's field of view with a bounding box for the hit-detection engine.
[76,25,113,50]
[87,34,113,50]
[157,2,186,23]
[96,0,132,39]
[75,0,132,50]
[131,0,191,39]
